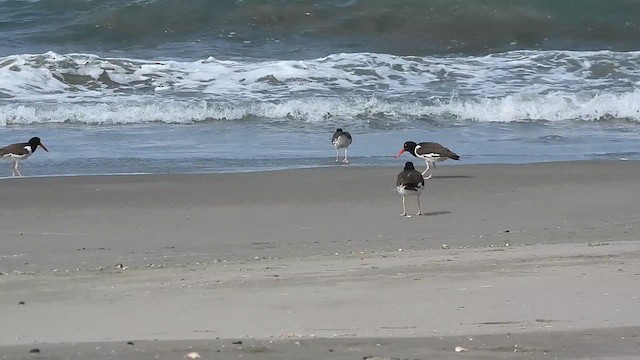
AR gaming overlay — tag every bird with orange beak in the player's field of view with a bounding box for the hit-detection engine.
[0,137,49,176]
[396,141,460,179]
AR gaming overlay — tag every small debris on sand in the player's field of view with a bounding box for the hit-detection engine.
[185,351,200,359]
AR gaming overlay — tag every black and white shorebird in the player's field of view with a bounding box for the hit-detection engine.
[396,141,460,179]
[331,128,352,163]
[396,161,425,217]
[0,137,49,176]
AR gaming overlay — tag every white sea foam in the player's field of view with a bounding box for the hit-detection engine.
[1,50,639,99]
[1,50,640,125]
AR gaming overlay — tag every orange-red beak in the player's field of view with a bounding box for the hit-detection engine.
[395,148,405,159]
[39,143,49,152]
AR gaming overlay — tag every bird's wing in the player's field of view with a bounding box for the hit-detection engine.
[397,170,424,190]
[0,144,30,157]
[331,132,340,144]
[416,142,458,159]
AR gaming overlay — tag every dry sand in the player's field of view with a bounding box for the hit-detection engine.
[1,161,639,359]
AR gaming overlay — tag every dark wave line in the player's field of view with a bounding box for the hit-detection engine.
[2,0,640,56]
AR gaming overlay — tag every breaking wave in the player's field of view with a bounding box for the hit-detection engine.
[3,90,640,126]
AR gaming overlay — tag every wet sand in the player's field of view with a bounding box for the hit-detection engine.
[1,161,639,359]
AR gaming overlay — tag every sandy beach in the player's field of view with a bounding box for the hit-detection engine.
[1,161,640,359]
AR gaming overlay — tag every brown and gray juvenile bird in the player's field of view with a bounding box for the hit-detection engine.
[396,141,459,179]
[331,128,352,163]
[0,137,49,176]
[396,161,425,217]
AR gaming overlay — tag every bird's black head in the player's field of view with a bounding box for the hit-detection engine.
[404,161,415,171]
[28,137,49,152]
[403,141,417,152]
[396,141,417,159]
[336,128,343,133]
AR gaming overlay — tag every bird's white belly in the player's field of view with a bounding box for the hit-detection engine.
[333,136,350,149]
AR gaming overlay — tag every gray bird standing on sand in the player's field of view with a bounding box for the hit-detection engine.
[396,141,460,179]
[0,137,49,176]
[396,161,425,217]
[332,128,352,163]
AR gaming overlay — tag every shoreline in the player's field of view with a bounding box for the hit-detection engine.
[0,158,634,181]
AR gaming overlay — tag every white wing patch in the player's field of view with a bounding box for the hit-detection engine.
[397,185,422,195]
[415,145,441,161]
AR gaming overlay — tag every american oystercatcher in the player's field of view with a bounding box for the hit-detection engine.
[396,141,460,179]
[0,137,49,176]
[396,161,425,216]
[332,128,352,163]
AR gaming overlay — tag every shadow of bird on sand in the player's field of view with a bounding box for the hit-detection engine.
[430,175,474,179]
[419,210,451,217]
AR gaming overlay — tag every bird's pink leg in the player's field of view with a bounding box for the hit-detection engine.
[342,148,349,163]
[11,160,21,176]
[416,194,423,216]
[421,162,432,180]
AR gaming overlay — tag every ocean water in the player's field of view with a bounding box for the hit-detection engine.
[0,0,639,176]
